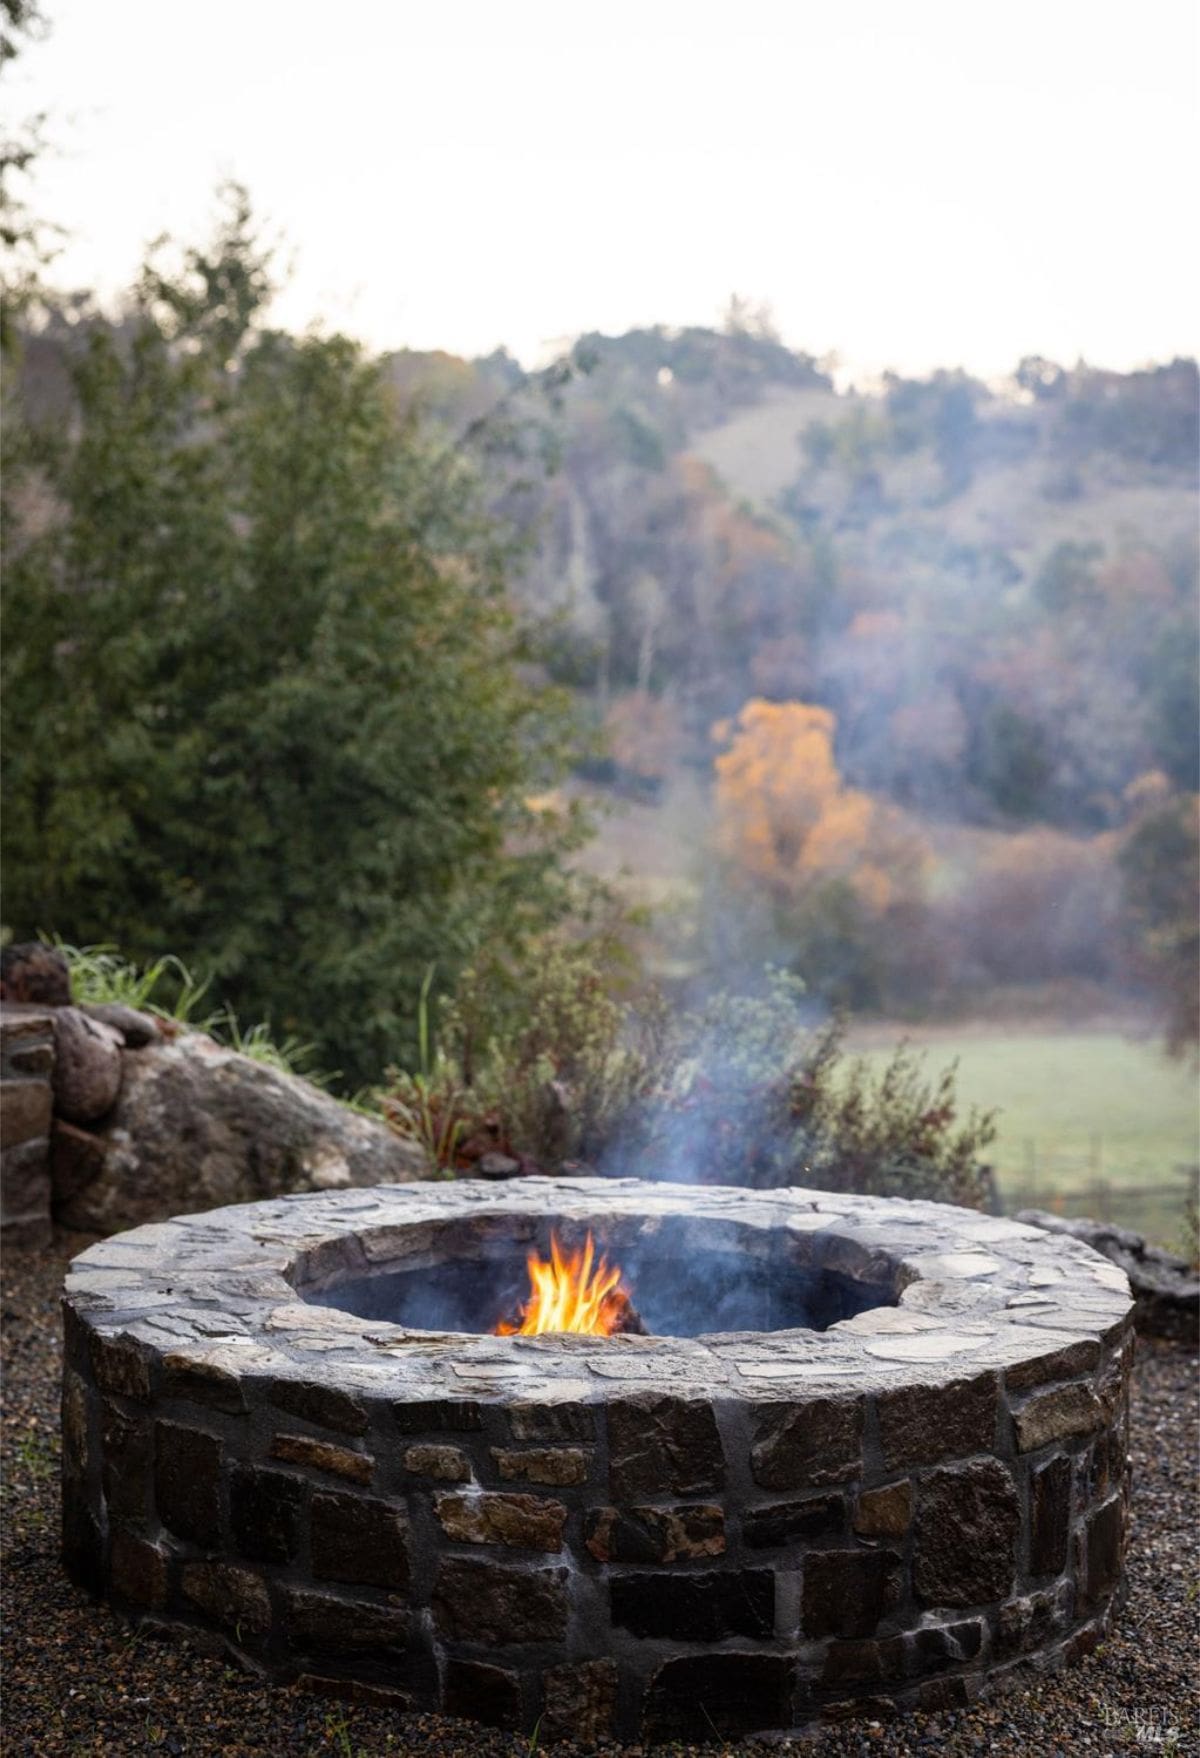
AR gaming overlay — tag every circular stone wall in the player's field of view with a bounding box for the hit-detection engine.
[61,1178,1135,1744]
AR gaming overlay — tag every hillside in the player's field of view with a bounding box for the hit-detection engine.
[378,332,1197,1030]
[16,306,1194,1032]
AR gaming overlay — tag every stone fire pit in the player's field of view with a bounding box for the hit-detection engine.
[61,1178,1134,1742]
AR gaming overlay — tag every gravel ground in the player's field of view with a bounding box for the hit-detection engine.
[3,1231,1197,1758]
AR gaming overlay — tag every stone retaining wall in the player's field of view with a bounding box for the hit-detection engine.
[1,1007,56,1247]
[61,1180,1135,1742]
[0,951,423,1245]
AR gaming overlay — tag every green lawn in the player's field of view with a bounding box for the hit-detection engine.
[846,1027,1198,1248]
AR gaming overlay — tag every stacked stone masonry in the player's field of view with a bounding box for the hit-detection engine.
[0,948,424,1245]
[61,1178,1135,1743]
[1,1006,56,1247]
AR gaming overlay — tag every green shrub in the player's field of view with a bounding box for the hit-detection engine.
[381,958,997,1206]
[380,944,668,1173]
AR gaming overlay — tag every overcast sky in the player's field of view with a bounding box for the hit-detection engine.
[11,0,1199,379]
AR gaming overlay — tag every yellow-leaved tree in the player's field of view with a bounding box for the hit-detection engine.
[710,700,932,1004]
[713,700,926,909]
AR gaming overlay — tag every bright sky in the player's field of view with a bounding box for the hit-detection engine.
[11,0,1199,378]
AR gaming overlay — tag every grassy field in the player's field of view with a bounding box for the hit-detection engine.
[845,1025,1198,1249]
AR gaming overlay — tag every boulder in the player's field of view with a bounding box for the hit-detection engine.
[80,1002,164,1048]
[0,943,71,1007]
[51,1007,124,1124]
[52,1030,428,1233]
[1015,1209,1199,1345]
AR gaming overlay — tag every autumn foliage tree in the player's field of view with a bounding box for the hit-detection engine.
[711,699,930,1005]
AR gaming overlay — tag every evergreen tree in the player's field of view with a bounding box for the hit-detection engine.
[1,191,586,1088]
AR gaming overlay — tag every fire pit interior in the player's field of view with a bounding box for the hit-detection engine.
[62,1178,1134,1744]
[298,1215,897,1336]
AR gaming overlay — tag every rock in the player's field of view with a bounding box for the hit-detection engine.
[509,1401,594,1441]
[281,1588,411,1656]
[910,1617,984,1671]
[917,1676,969,1711]
[310,1491,409,1590]
[404,1444,471,1482]
[854,1479,913,1538]
[822,1637,908,1686]
[541,1659,618,1747]
[80,1001,162,1047]
[61,1482,104,1595]
[101,1401,154,1521]
[436,1491,566,1550]
[491,1446,588,1486]
[914,1459,1020,1606]
[230,1465,305,1564]
[994,1581,1072,1657]
[50,1007,123,1124]
[801,1549,903,1638]
[180,1561,271,1633]
[585,1503,725,1563]
[0,1209,52,1251]
[292,1677,413,1710]
[476,1152,522,1179]
[744,1492,846,1548]
[1081,1492,1125,1608]
[1,1077,52,1148]
[431,1557,569,1644]
[642,1653,791,1741]
[50,1119,107,1203]
[0,1006,56,1077]
[750,1396,864,1490]
[90,1332,153,1400]
[1029,1454,1072,1574]
[54,1030,428,1233]
[269,1434,374,1485]
[109,1529,168,1609]
[1,1139,52,1246]
[1013,1382,1105,1452]
[610,1568,775,1641]
[443,1660,521,1730]
[877,1373,997,1467]
[1,1008,55,1246]
[393,1399,483,1434]
[269,1380,368,1436]
[155,1421,222,1546]
[1016,1208,1199,1344]
[61,1370,89,1477]
[162,1352,247,1413]
[607,1395,725,1498]
[1,1008,56,1247]
[0,943,71,1006]
[1004,1337,1101,1391]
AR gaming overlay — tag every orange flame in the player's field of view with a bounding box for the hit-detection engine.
[495,1231,633,1336]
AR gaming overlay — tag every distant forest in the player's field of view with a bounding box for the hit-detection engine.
[380,323,1198,1040]
[6,231,1197,1066]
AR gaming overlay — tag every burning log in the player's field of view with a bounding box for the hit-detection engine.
[495,1292,648,1335]
[495,1230,647,1336]
[607,1299,648,1336]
